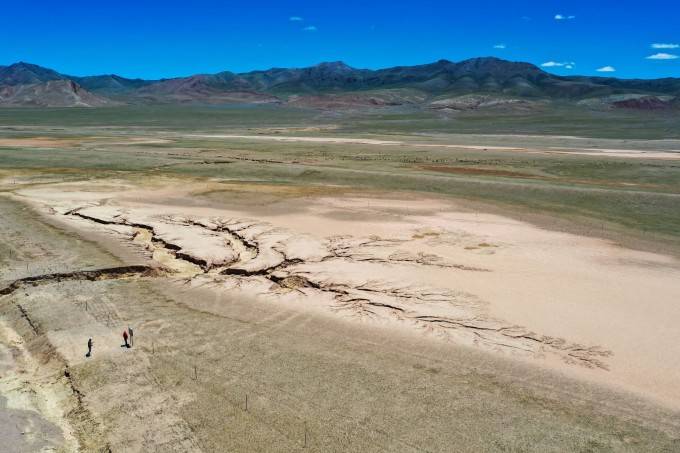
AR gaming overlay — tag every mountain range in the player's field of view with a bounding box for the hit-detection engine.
[1,58,679,110]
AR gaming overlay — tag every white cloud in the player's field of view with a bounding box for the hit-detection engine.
[646,53,679,60]
[555,14,576,20]
[289,16,303,21]
[596,66,616,72]
[303,25,317,32]
[493,44,507,49]
[651,43,679,49]
[542,61,576,68]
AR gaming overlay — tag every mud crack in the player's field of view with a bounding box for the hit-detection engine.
[266,272,612,369]
[60,206,613,370]
[327,236,490,271]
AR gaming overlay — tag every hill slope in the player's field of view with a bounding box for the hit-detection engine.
[70,74,155,95]
[0,80,118,107]
[0,62,65,86]
[1,58,679,108]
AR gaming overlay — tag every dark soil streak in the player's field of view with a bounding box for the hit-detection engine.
[16,303,40,334]
[0,265,159,297]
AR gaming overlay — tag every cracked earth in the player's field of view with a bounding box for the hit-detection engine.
[7,177,680,414]
[9,199,610,370]
[4,175,680,452]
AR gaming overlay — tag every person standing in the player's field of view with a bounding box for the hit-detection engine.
[86,338,93,357]
[128,326,134,347]
[123,329,129,348]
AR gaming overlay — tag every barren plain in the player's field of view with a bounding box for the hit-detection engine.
[1,106,680,452]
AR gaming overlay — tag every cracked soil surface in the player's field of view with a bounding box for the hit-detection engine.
[2,178,680,451]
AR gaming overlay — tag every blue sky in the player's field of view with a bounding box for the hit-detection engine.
[1,0,678,79]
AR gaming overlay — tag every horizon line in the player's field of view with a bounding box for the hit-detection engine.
[3,57,678,83]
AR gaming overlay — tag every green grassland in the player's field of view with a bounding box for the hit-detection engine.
[0,103,679,138]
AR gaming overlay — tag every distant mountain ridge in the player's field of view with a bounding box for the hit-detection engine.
[69,74,154,95]
[1,58,679,108]
[0,62,64,86]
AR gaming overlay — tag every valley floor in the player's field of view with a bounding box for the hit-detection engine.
[1,117,680,451]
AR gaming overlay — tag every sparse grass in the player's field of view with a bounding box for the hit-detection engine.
[1,107,679,254]
[0,105,320,130]
[341,105,680,139]
[1,104,679,138]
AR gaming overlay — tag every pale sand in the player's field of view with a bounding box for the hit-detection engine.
[187,134,403,145]
[187,133,523,150]
[547,147,680,160]
[0,319,79,452]
[186,133,680,159]
[14,181,680,410]
[422,145,526,150]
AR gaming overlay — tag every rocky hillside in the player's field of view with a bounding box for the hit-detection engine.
[0,62,64,86]
[0,80,118,107]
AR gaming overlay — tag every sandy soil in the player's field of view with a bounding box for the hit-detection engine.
[187,134,403,145]
[0,319,79,452]
[187,133,680,159]
[11,178,680,412]
[187,133,525,150]
[547,147,680,159]
[3,185,680,451]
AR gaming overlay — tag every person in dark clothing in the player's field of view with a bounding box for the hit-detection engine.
[128,326,134,347]
[86,338,93,357]
[122,330,129,348]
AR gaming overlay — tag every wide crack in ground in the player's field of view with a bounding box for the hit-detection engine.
[0,265,160,297]
[59,204,612,370]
